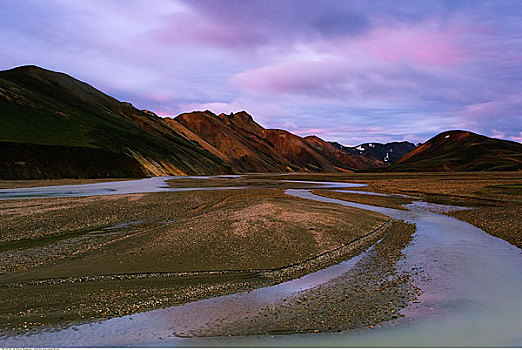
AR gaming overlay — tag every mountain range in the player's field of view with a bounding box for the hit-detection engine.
[168,110,381,173]
[1,65,521,179]
[330,141,417,163]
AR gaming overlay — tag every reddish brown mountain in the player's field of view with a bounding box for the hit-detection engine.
[388,130,522,171]
[170,110,382,173]
[260,129,338,172]
[167,111,289,172]
[304,136,385,170]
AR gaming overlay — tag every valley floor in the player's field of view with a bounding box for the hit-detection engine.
[0,172,520,337]
[0,182,403,334]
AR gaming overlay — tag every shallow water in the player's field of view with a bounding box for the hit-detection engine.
[0,243,378,346]
[0,177,521,346]
[0,176,220,199]
[0,177,364,200]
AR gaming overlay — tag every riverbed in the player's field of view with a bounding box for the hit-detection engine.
[0,176,520,347]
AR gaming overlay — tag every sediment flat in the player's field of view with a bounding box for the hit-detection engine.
[276,172,521,248]
[0,171,519,337]
[0,185,397,333]
[189,220,417,337]
[312,189,413,210]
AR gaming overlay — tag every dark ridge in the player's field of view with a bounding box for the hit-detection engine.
[387,130,522,172]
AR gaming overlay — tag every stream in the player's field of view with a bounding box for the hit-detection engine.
[0,177,521,346]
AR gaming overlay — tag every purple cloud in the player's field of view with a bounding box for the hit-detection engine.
[0,0,521,145]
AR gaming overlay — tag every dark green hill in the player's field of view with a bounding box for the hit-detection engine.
[388,130,522,172]
[0,65,228,179]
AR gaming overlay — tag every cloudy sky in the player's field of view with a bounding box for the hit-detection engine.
[1,0,521,145]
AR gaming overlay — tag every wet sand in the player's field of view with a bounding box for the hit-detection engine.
[312,189,414,210]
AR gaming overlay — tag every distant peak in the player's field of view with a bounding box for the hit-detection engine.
[8,64,43,71]
[233,110,252,117]
[3,65,54,75]
[432,130,474,142]
[304,135,322,141]
[183,110,216,117]
[0,65,78,85]
[174,110,218,121]
[437,130,470,136]
[221,111,254,123]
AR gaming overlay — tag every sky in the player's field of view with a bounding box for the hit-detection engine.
[1,0,522,145]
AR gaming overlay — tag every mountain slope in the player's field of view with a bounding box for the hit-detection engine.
[173,111,381,172]
[304,136,384,170]
[0,65,228,179]
[331,141,416,163]
[173,111,290,172]
[388,130,522,171]
[260,129,337,172]
[163,114,229,162]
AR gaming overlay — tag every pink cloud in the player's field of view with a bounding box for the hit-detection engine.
[463,94,522,118]
[232,19,474,98]
[152,108,177,117]
[288,128,328,135]
[360,24,467,66]
[176,99,293,125]
[510,132,522,143]
[232,59,349,96]
[464,101,504,116]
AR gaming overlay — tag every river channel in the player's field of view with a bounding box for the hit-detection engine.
[0,176,520,346]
